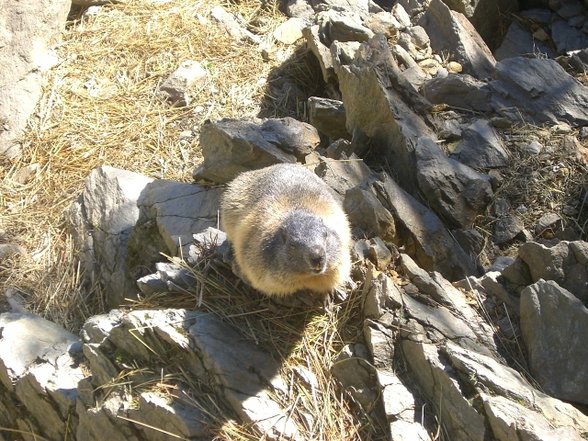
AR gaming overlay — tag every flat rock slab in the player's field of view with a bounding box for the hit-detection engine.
[194,117,319,183]
[0,0,70,159]
[419,0,496,79]
[520,280,588,405]
[490,57,588,125]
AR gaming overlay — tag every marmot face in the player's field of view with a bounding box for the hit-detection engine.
[271,210,336,276]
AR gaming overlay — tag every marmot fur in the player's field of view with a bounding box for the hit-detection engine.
[220,163,351,297]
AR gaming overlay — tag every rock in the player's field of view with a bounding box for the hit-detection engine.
[335,34,436,192]
[510,241,588,303]
[438,0,518,48]
[194,117,319,183]
[273,17,305,44]
[419,0,496,79]
[317,10,374,43]
[389,420,430,441]
[313,156,374,197]
[303,25,336,84]
[363,12,400,37]
[451,119,509,168]
[0,243,24,261]
[535,212,562,237]
[128,179,223,265]
[157,60,207,106]
[490,57,588,125]
[494,21,555,60]
[210,6,261,44]
[415,137,493,228]
[521,139,543,155]
[344,182,397,242]
[0,312,84,439]
[422,74,492,112]
[391,3,412,28]
[367,236,393,270]
[136,262,197,296]
[330,345,378,410]
[373,173,477,280]
[0,0,70,159]
[67,166,154,307]
[551,18,588,53]
[285,0,315,19]
[520,280,588,404]
[307,96,349,140]
[364,272,403,319]
[493,215,525,244]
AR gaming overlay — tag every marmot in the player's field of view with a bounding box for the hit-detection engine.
[220,163,351,297]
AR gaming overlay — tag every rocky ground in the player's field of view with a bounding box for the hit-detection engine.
[1,0,588,440]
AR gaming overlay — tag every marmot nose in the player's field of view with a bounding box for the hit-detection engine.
[309,250,326,271]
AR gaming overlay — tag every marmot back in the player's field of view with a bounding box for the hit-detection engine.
[220,163,351,297]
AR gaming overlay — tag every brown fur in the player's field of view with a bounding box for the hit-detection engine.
[220,163,351,296]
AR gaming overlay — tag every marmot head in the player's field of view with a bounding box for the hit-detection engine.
[264,210,341,276]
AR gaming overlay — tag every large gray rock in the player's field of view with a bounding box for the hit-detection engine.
[128,179,223,270]
[335,35,435,192]
[344,182,397,242]
[440,0,518,48]
[415,137,493,228]
[0,313,84,440]
[419,0,496,79]
[308,96,349,140]
[67,166,154,307]
[490,57,588,125]
[451,119,509,168]
[194,118,319,183]
[520,280,588,405]
[0,0,70,159]
[494,21,555,60]
[421,74,492,112]
[372,173,477,280]
[502,240,588,303]
[551,18,588,54]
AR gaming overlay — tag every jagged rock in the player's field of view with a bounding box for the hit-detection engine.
[317,10,374,43]
[312,156,374,197]
[285,0,315,18]
[82,309,298,440]
[364,320,395,367]
[373,173,477,280]
[551,18,588,53]
[136,262,197,296]
[335,34,435,192]
[128,179,223,267]
[303,25,336,84]
[67,166,154,307]
[363,12,401,37]
[194,118,319,183]
[493,215,525,244]
[389,420,430,441]
[440,0,518,48]
[504,240,588,302]
[415,137,493,228]
[157,60,207,106]
[489,56,588,125]
[0,313,84,439]
[366,236,393,270]
[307,96,349,140]
[344,182,397,242]
[0,0,70,159]
[520,280,588,405]
[210,6,261,44]
[330,345,378,410]
[423,74,491,112]
[494,21,555,60]
[419,0,496,79]
[451,119,509,168]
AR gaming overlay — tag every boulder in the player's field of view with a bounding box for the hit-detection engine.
[372,173,477,280]
[451,119,509,168]
[422,74,492,112]
[335,35,435,192]
[489,57,588,125]
[494,21,555,60]
[419,0,496,79]
[67,166,154,307]
[415,137,493,228]
[194,118,319,183]
[520,280,588,404]
[157,60,207,106]
[308,96,349,140]
[0,0,71,159]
